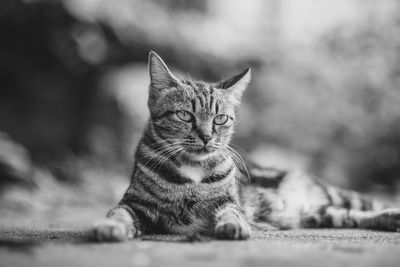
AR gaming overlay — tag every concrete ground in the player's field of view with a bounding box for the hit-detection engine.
[0,218,400,267]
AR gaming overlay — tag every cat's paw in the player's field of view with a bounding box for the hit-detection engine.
[90,219,133,242]
[214,219,251,240]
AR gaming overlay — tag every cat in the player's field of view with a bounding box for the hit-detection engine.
[91,51,400,242]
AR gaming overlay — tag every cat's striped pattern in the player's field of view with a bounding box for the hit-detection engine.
[91,51,400,242]
[241,163,399,232]
[119,124,240,235]
[91,51,252,241]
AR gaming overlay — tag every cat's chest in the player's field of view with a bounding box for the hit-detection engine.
[179,165,206,183]
[178,159,233,184]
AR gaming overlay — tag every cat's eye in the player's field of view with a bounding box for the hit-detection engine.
[213,114,229,125]
[176,110,193,122]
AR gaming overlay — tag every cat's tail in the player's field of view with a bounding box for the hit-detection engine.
[320,182,387,212]
[300,175,398,231]
[310,183,400,231]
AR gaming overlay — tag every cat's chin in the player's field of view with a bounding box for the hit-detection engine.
[184,146,219,160]
[187,146,217,154]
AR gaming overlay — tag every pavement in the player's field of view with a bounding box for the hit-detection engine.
[0,219,400,267]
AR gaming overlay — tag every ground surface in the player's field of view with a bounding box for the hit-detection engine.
[0,218,400,267]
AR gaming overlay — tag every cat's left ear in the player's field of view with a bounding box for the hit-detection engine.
[148,51,181,91]
[215,68,251,105]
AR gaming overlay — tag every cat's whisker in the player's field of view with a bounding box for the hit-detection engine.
[149,144,181,164]
[222,147,250,182]
[228,147,250,181]
[176,149,186,163]
[230,143,247,154]
[145,148,177,173]
[146,139,182,150]
[154,147,184,176]
[142,142,182,171]
[220,149,239,174]
[147,141,181,151]
[187,72,193,83]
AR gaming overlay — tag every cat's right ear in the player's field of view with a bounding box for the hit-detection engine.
[148,51,180,91]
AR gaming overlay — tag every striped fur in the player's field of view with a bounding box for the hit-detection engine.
[91,52,400,242]
[91,51,252,241]
[240,163,400,232]
[120,125,240,235]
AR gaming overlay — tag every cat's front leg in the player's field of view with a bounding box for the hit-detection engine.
[91,205,139,242]
[214,203,251,240]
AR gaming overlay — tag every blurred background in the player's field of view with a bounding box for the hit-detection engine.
[1,0,400,223]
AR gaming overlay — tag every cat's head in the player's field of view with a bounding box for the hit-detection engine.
[147,51,251,159]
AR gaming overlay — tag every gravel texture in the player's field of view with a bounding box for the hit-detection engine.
[0,219,399,267]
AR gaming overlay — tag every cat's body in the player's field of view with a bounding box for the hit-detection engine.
[119,127,240,236]
[241,165,398,231]
[91,52,400,242]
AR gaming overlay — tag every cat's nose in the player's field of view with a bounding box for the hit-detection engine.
[199,135,212,145]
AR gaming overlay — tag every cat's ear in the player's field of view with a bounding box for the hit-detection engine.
[215,68,251,105]
[148,51,180,91]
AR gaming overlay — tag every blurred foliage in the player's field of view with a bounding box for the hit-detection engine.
[1,0,400,206]
[0,0,119,163]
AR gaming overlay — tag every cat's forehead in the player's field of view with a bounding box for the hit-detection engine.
[181,80,212,93]
[164,80,232,114]
[178,80,222,100]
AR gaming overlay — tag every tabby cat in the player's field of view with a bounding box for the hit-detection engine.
[91,51,400,241]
